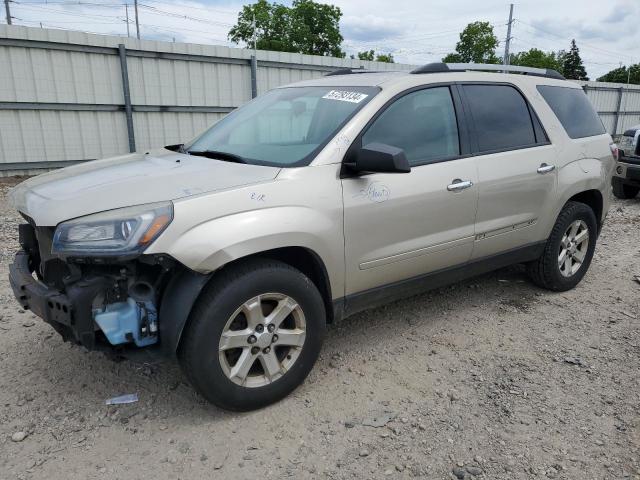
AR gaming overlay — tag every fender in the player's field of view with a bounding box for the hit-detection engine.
[547,157,608,235]
[155,206,342,354]
[154,205,343,297]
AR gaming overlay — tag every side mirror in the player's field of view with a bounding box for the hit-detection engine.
[348,143,411,174]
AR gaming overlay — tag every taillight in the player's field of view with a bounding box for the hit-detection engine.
[609,142,618,160]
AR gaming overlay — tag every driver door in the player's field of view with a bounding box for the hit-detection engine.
[341,85,478,302]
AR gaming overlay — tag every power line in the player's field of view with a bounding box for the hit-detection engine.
[12,0,236,40]
[137,3,232,27]
[20,17,122,23]
[16,1,126,5]
[142,0,236,16]
[21,20,126,35]
[14,2,126,19]
[516,19,634,61]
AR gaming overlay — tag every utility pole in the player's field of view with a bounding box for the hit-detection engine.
[250,14,258,98]
[4,0,12,25]
[251,14,257,55]
[133,0,140,39]
[503,3,514,65]
[125,4,130,37]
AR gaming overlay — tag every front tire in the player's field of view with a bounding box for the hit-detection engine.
[612,177,639,199]
[179,259,326,411]
[527,201,597,291]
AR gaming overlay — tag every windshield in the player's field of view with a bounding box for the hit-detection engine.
[186,86,379,167]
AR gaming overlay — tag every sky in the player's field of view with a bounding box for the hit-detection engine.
[6,0,639,80]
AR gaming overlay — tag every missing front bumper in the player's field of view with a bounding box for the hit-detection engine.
[9,249,110,349]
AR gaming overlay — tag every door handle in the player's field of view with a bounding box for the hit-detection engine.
[447,179,474,191]
[537,163,556,174]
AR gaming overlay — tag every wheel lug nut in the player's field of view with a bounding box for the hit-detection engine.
[247,335,257,344]
[256,324,264,333]
[272,334,278,343]
[267,324,275,333]
[263,347,270,354]
[251,346,260,355]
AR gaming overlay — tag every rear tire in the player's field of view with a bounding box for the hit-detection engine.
[612,177,639,199]
[179,258,326,411]
[527,201,597,292]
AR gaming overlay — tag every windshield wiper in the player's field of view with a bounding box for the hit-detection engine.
[187,150,247,164]
[165,143,187,154]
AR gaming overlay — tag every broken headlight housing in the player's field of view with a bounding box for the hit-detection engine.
[52,202,173,256]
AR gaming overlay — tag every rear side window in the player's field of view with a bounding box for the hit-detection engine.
[537,85,605,139]
[462,85,537,152]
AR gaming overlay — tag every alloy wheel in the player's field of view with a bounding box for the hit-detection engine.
[558,219,589,278]
[218,293,306,388]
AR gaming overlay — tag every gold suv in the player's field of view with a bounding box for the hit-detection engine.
[9,63,616,410]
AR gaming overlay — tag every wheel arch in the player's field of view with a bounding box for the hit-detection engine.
[553,158,607,237]
[566,189,603,231]
[161,246,336,356]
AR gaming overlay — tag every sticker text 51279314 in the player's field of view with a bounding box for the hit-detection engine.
[322,90,369,103]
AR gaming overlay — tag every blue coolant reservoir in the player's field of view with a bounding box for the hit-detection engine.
[93,298,158,347]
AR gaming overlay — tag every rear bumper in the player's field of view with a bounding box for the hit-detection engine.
[9,249,109,349]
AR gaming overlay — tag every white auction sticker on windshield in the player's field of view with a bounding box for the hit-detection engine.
[322,90,368,103]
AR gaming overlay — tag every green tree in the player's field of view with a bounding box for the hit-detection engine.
[562,39,588,80]
[375,53,394,63]
[352,50,394,63]
[510,48,563,72]
[228,0,292,52]
[290,0,344,57]
[228,0,344,57]
[597,64,640,84]
[442,21,500,64]
[356,50,374,61]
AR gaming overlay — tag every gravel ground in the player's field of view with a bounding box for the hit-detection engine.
[0,176,638,480]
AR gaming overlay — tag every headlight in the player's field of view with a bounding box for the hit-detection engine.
[52,202,173,256]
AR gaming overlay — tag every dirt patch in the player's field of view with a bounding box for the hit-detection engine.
[0,181,638,480]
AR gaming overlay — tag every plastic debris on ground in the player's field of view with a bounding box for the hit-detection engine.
[105,393,139,405]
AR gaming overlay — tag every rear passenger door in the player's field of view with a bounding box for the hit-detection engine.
[459,84,558,260]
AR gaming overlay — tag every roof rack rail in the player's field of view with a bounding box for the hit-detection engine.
[325,67,376,76]
[410,62,565,80]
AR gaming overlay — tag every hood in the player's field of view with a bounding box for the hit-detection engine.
[10,148,281,226]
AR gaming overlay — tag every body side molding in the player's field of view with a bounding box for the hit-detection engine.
[336,241,546,319]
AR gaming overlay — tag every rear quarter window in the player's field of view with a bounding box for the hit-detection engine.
[537,85,605,139]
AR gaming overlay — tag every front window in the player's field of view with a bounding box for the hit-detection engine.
[362,86,460,166]
[187,86,379,167]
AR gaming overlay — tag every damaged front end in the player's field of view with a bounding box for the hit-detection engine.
[8,202,206,356]
[9,221,177,352]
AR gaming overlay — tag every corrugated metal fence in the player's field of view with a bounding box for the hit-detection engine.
[0,25,405,175]
[580,81,640,136]
[1,25,639,175]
